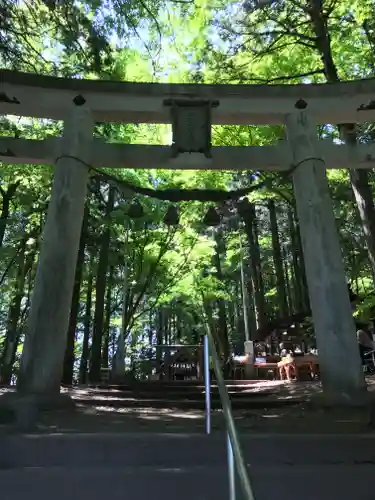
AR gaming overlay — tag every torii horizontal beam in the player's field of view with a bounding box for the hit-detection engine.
[1,70,375,125]
[1,136,374,170]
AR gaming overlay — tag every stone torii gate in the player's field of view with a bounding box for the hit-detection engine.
[1,70,374,404]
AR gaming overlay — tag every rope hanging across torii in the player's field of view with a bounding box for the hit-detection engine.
[93,167,271,202]
[56,154,317,203]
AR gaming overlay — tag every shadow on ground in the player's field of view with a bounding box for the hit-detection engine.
[1,378,374,435]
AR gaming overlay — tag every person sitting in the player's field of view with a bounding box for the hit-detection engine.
[357,324,375,365]
[277,343,295,381]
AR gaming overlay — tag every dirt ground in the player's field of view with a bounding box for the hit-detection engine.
[2,378,375,435]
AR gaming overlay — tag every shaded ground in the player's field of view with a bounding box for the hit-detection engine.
[2,378,375,435]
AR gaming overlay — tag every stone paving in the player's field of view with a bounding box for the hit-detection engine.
[1,433,374,500]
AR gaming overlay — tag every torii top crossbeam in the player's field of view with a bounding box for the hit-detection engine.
[1,69,375,125]
[1,70,375,171]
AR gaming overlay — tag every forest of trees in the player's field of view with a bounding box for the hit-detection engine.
[1,0,375,389]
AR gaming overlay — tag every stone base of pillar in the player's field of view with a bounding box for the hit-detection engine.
[110,374,126,385]
[244,340,256,379]
[0,391,75,431]
[309,390,370,409]
[244,340,254,360]
[244,363,256,380]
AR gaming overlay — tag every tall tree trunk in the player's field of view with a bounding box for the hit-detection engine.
[213,230,230,370]
[232,281,240,338]
[156,308,164,379]
[156,308,163,363]
[0,182,20,247]
[102,265,114,369]
[61,205,89,385]
[78,259,94,385]
[165,309,170,346]
[251,209,266,323]
[244,264,257,336]
[170,310,176,345]
[282,246,293,313]
[268,200,289,316]
[89,186,115,383]
[176,308,183,342]
[239,236,252,341]
[308,0,375,284]
[0,239,28,384]
[238,200,267,329]
[348,168,375,284]
[288,207,309,311]
[112,251,129,381]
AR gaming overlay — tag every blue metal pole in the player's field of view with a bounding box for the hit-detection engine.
[204,334,211,435]
[227,432,236,500]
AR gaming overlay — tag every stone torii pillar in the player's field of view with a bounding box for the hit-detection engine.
[17,100,93,396]
[286,110,366,405]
